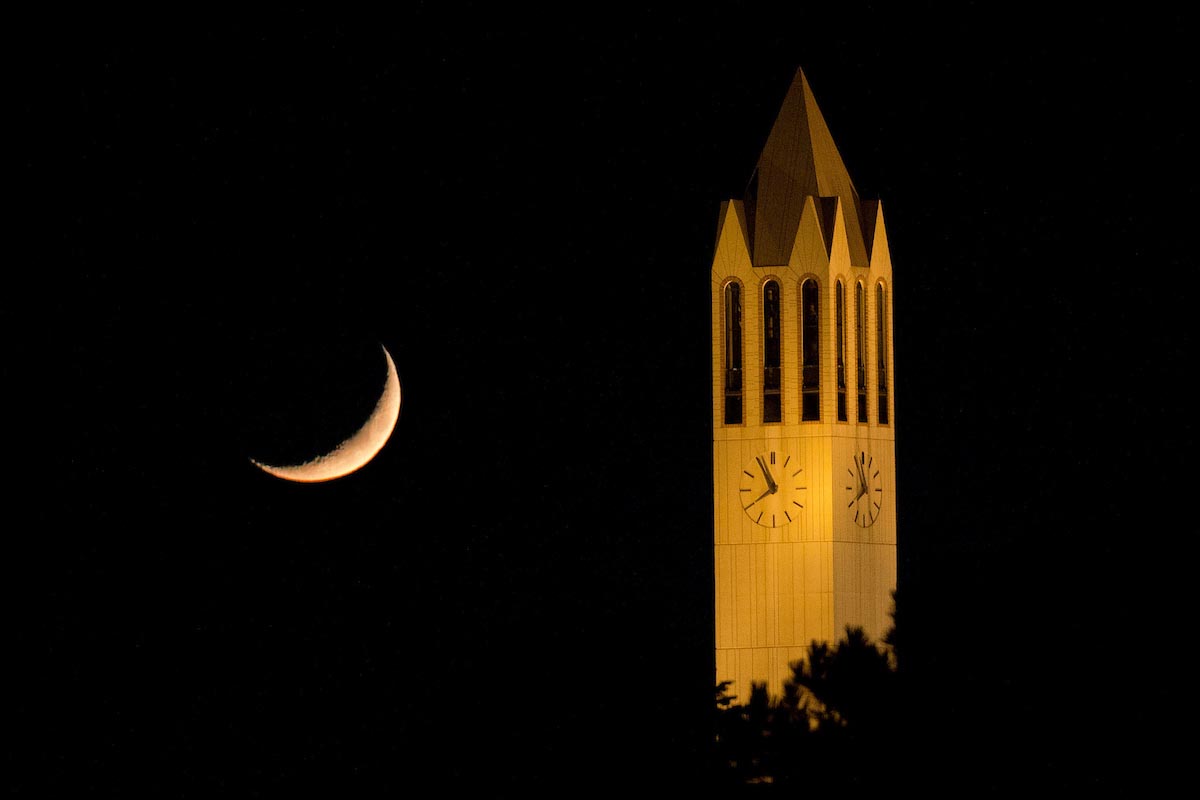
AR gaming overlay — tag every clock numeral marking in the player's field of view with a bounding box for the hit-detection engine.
[873,470,880,479]
[771,514,776,526]
[874,487,882,493]
[743,470,755,478]
[740,488,751,492]
[792,469,803,477]
[784,510,792,522]
[783,455,791,468]
[769,451,776,465]
[847,499,855,509]
[792,500,803,509]
[756,511,763,524]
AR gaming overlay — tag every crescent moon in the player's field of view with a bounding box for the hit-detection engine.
[250,344,401,483]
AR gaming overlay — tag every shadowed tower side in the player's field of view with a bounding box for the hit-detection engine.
[710,68,897,701]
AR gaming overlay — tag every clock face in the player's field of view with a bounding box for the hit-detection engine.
[845,449,883,528]
[740,449,806,528]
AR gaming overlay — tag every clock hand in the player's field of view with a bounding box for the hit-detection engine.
[757,456,778,493]
[746,485,774,506]
[855,458,868,500]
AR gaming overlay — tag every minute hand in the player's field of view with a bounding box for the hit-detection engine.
[757,456,778,492]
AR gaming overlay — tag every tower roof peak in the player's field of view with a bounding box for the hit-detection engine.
[744,67,868,267]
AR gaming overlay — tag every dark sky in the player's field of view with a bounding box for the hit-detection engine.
[11,8,1194,793]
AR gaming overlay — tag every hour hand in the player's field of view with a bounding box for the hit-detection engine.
[746,485,773,506]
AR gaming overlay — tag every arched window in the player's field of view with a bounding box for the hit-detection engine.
[801,278,820,421]
[876,282,889,425]
[836,280,847,422]
[856,281,867,423]
[762,279,782,423]
[723,281,743,425]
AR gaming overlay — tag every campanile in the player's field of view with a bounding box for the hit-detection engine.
[711,68,897,699]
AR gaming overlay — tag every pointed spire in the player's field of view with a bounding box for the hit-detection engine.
[743,68,869,267]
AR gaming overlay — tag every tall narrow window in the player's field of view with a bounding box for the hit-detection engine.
[724,281,743,424]
[856,281,867,423]
[876,283,889,425]
[762,280,782,423]
[836,280,847,422]
[801,278,820,421]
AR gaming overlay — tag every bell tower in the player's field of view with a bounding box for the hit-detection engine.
[711,68,897,700]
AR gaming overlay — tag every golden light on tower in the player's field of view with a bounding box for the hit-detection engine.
[710,69,897,702]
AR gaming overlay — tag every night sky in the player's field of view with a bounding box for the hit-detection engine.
[11,8,1194,793]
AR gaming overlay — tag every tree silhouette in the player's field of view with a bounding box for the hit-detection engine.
[788,626,897,735]
[712,679,813,787]
[712,595,901,788]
